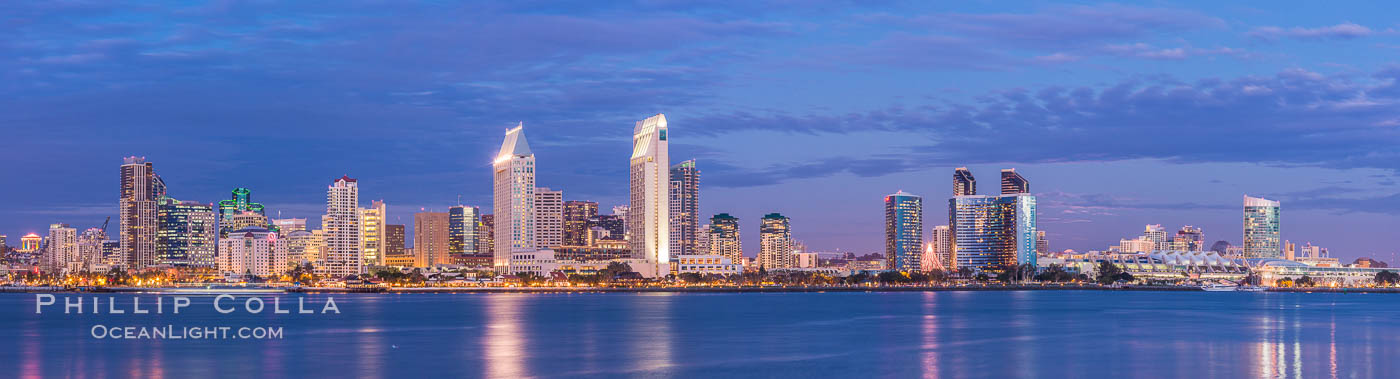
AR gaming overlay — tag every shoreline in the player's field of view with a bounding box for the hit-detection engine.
[5,284,1399,294]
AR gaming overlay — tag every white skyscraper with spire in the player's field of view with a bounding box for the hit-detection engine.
[493,123,536,268]
[629,114,670,275]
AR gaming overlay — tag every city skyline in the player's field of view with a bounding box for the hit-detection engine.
[7,2,1400,261]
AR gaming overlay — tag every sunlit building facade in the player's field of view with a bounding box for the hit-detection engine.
[1243,195,1281,258]
[949,194,1037,271]
[415,211,450,267]
[493,124,536,268]
[884,191,923,272]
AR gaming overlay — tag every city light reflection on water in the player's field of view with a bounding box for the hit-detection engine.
[2,291,1398,377]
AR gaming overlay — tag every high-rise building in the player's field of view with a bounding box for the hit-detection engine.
[448,205,481,255]
[280,230,318,271]
[707,214,742,264]
[272,218,307,237]
[1243,195,1281,258]
[78,228,107,269]
[493,124,536,268]
[218,227,277,278]
[563,201,599,246]
[1284,240,1297,261]
[629,114,671,275]
[591,214,624,241]
[322,176,362,277]
[218,188,267,236]
[1035,230,1049,255]
[758,213,792,269]
[534,188,563,249]
[884,191,923,272]
[44,223,78,273]
[953,167,976,196]
[1000,168,1029,195]
[120,156,164,269]
[929,225,952,271]
[384,224,405,256]
[1143,224,1169,252]
[157,196,217,268]
[669,159,701,256]
[224,211,270,236]
[949,194,1037,271]
[0,234,6,254]
[19,233,42,253]
[1172,225,1204,251]
[361,200,387,266]
[477,215,493,256]
[414,211,450,267]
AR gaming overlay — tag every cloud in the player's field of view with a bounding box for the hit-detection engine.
[876,4,1224,49]
[1248,22,1373,41]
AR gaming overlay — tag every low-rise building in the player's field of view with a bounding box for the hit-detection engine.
[675,255,744,275]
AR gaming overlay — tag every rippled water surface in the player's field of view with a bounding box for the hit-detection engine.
[2,290,1397,378]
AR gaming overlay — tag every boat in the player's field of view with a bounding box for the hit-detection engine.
[1235,285,1267,292]
[1200,284,1238,292]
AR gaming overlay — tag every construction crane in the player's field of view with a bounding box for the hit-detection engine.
[98,216,110,234]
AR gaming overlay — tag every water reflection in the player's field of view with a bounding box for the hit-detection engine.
[483,295,528,378]
[357,296,383,378]
[629,293,674,376]
[919,292,939,379]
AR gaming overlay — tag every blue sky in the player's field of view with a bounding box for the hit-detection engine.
[5,1,1400,262]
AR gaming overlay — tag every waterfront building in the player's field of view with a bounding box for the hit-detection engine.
[120,156,165,269]
[1143,224,1170,251]
[360,200,387,266]
[669,159,701,256]
[758,213,792,269]
[77,228,107,270]
[448,205,481,255]
[675,255,744,275]
[629,114,671,276]
[280,230,317,270]
[563,201,598,246]
[493,124,536,268]
[949,194,1037,271]
[477,216,493,256]
[552,242,632,262]
[1000,168,1029,194]
[156,196,217,268]
[927,225,952,271]
[1243,195,1281,258]
[706,213,742,265]
[218,227,278,278]
[272,218,307,237]
[20,233,42,253]
[953,167,976,196]
[384,224,405,256]
[414,211,450,267]
[217,188,267,236]
[1173,225,1205,252]
[383,253,416,267]
[885,191,923,272]
[44,223,78,273]
[322,176,363,278]
[534,188,563,249]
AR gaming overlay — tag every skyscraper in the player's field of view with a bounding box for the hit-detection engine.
[592,214,625,241]
[949,194,1037,271]
[884,191,923,272]
[758,213,792,269]
[1243,195,1281,258]
[707,213,742,264]
[478,215,493,256]
[323,176,362,277]
[1173,225,1204,251]
[1035,230,1049,255]
[534,187,563,249]
[930,225,952,270]
[669,160,701,256]
[120,156,164,269]
[218,227,277,277]
[953,167,976,196]
[218,188,267,235]
[448,205,481,255]
[414,211,450,267]
[156,196,217,268]
[629,114,670,274]
[272,218,307,237]
[361,200,387,266]
[77,228,107,270]
[384,224,405,256]
[563,201,599,246]
[1000,168,1029,195]
[493,124,535,268]
[1143,224,1169,252]
[44,223,77,273]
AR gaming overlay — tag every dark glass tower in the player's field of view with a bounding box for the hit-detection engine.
[953,167,976,196]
